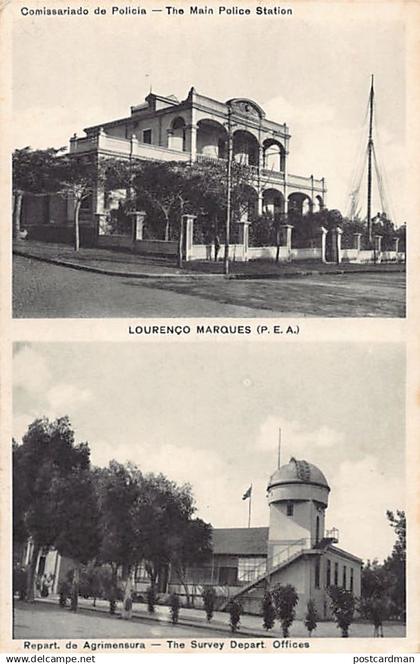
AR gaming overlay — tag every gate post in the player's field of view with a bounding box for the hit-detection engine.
[237,222,249,262]
[373,234,382,264]
[128,211,146,242]
[320,226,328,263]
[182,214,196,262]
[280,224,293,262]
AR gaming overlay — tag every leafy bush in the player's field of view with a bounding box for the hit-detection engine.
[328,586,355,637]
[228,599,242,633]
[304,599,318,636]
[262,591,276,631]
[202,587,216,622]
[170,593,180,624]
[272,584,299,637]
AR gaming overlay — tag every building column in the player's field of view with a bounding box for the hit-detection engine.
[182,214,196,261]
[166,128,174,149]
[128,211,146,242]
[320,226,328,263]
[185,124,197,162]
[280,224,293,261]
[237,222,249,262]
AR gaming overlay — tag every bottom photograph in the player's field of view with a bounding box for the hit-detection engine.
[12,341,405,641]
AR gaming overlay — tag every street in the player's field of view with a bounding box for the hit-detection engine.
[13,255,405,318]
[13,602,226,639]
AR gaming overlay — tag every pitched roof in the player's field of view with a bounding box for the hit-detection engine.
[212,527,268,556]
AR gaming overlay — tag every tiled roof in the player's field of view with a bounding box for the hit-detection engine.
[212,527,268,556]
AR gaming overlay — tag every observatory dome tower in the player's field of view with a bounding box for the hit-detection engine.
[267,456,330,563]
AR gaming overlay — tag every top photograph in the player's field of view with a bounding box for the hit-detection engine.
[11,2,406,318]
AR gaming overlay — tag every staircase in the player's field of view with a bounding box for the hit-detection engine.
[220,538,310,610]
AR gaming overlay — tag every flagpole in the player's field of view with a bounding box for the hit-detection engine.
[248,484,252,528]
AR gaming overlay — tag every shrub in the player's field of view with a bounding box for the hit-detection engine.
[202,587,216,622]
[228,599,242,633]
[272,584,299,637]
[58,580,71,608]
[147,586,156,614]
[304,599,318,636]
[262,591,276,631]
[170,593,180,625]
[328,586,355,637]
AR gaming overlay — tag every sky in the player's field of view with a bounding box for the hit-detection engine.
[11,1,406,221]
[13,342,405,563]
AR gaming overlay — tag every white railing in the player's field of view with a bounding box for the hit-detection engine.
[237,538,309,585]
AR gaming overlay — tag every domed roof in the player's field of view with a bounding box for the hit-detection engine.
[268,457,329,490]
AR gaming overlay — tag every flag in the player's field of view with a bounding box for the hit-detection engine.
[242,486,252,501]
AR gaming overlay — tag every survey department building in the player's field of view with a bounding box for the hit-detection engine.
[21,456,362,620]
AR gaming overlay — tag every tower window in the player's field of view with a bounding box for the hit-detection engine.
[343,565,347,589]
[334,562,339,585]
[326,559,331,587]
[286,503,294,517]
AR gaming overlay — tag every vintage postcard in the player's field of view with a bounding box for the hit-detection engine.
[1,0,419,660]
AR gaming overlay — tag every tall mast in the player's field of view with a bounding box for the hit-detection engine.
[367,74,374,244]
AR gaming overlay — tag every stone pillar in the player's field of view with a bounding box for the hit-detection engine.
[185,124,197,162]
[129,211,146,242]
[182,214,196,262]
[319,226,328,263]
[257,190,263,215]
[69,133,78,154]
[353,233,362,252]
[280,224,293,261]
[393,237,399,254]
[374,234,382,263]
[335,227,343,264]
[237,222,249,262]
[95,213,108,241]
[166,129,173,149]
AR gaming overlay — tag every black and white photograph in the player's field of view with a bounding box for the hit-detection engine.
[12,342,406,642]
[11,1,406,318]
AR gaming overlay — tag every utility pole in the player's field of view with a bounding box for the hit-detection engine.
[367,74,374,244]
[224,105,233,276]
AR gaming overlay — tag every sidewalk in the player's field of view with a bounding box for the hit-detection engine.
[38,596,405,639]
[13,240,405,280]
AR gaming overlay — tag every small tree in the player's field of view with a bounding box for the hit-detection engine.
[228,599,242,633]
[147,586,156,613]
[328,586,355,637]
[170,593,180,624]
[272,584,299,637]
[262,591,276,631]
[359,595,389,637]
[202,587,216,622]
[304,599,318,636]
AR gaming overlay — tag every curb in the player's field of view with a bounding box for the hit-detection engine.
[14,249,405,281]
[36,599,265,639]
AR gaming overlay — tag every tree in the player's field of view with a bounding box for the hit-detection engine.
[228,599,242,633]
[383,510,406,620]
[261,591,276,631]
[170,593,180,624]
[136,473,196,596]
[304,599,318,636]
[12,147,64,238]
[13,417,90,601]
[202,587,216,622]
[328,586,355,637]
[56,154,104,252]
[96,461,144,620]
[170,518,212,607]
[272,584,299,637]
[52,467,101,611]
